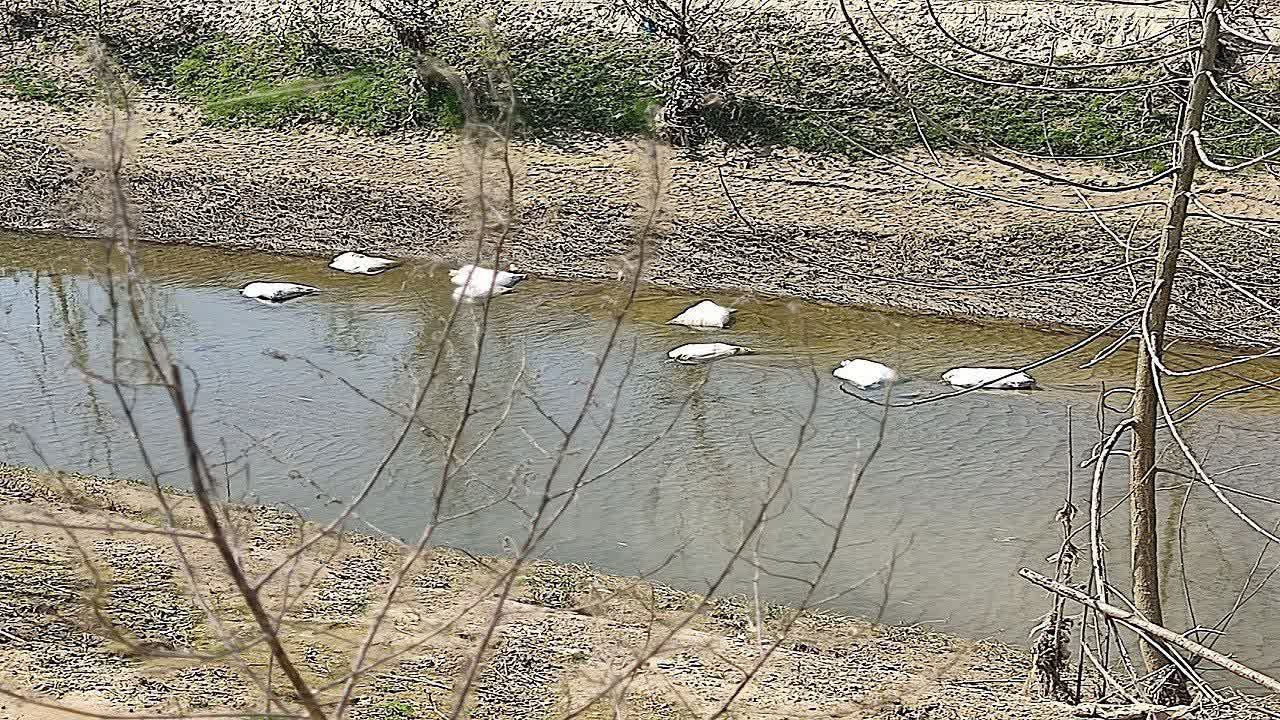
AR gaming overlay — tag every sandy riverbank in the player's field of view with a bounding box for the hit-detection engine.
[0,463,1077,719]
[3,98,1280,347]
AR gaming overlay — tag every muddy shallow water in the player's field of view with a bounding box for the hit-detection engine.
[4,231,1280,677]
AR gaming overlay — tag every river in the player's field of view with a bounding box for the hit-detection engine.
[3,231,1279,678]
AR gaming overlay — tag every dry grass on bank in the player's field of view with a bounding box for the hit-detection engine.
[0,464,1070,719]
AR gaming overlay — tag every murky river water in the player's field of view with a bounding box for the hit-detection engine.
[3,231,1279,677]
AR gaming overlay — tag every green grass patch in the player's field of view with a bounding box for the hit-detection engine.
[709,67,1280,166]
[918,74,1174,157]
[709,61,1178,160]
[174,34,663,136]
[174,40,462,133]
[509,31,664,134]
[1,64,82,106]
[167,26,1280,162]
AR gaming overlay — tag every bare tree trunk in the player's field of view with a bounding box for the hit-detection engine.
[1128,0,1223,676]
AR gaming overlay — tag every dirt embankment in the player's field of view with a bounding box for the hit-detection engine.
[3,99,1280,347]
[0,464,1070,719]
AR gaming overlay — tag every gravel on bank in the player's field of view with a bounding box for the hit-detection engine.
[0,464,1073,719]
[3,99,1279,348]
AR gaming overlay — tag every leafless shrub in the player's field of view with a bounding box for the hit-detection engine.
[609,0,761,144]
[830,0,1280,710]
[0,22,923,720]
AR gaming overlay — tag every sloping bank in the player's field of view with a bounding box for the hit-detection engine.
[3,98,1279,347]
[0,463,1066,719]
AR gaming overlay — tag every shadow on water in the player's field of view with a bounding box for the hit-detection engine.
[3,231,1280,678]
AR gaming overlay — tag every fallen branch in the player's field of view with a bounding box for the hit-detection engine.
[1073,702,1193,719]
[1019,568,1280,694]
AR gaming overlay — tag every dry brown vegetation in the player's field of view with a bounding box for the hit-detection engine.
[5,0,1280,716]
[0,465,1069,720]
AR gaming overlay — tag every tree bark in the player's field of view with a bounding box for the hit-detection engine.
[1128,0,1223,675]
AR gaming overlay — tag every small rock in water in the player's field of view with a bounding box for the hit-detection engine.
[832,358,896,389]
[667,300,735,329]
